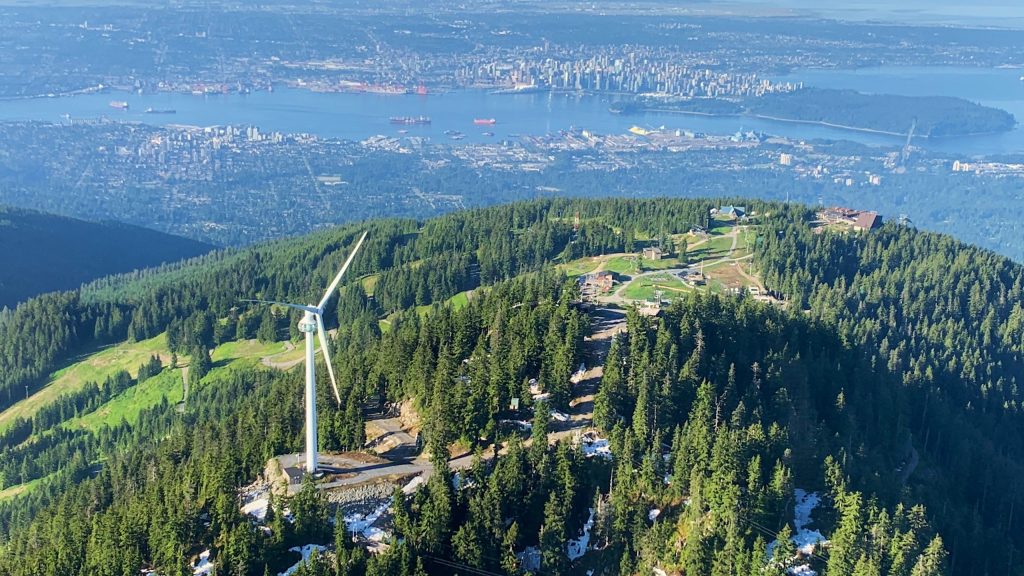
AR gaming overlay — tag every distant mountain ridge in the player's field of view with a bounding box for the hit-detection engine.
[0,206,214,309]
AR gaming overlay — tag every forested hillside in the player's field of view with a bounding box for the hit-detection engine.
[747,89,1017,136]
[0,199,1020,575]
[611,89,1018,137]
[0,206,213,309]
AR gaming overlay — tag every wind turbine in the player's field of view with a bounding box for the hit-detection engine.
[246,231,368,474]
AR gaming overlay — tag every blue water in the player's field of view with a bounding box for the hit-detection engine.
[748,0,1024,28]
[0,89,650,144]
[2,66,1023,155]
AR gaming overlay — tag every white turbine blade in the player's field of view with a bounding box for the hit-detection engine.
[241,299,319,314]
[316,313,343,407]
[317,231,368,311]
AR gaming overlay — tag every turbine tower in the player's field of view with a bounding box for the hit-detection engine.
[246,231,367,474]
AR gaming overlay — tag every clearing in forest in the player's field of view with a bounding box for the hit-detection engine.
[0,333,170,433]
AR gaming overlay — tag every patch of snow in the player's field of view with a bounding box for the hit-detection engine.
[791,489,827,555]
[793,529,827,556]
[280,544,328,576]
[344,501,390,538]
[517,546,541,573]
[239,480,271,522]
[551,410,570,422]
[567,508,595,560]
[648,508,661,521]
[793,490,818,530]
[500,419,533,431]
[452,472,462,490]
[451,471,478,491]
[580,431,613,460]
[241,497,269,522]
[401,475,425,495]
[766,489,828,566]
[192,550,213,576]
[571,364,587,383]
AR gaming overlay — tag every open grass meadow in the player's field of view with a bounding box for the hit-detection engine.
[0,333,170,433]
[621,273,691,301]
[0,475,47,503]
[558,256,602,277]
[63,369,182,432]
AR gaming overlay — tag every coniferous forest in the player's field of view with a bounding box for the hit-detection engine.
[0,205,213,309]
[0,198,1021,575]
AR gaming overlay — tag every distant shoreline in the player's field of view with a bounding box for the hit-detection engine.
[623,107,907,137]
[621,107,1014,140]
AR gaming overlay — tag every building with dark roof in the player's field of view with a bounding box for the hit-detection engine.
[642,246,664,260]
[853,211,881,231]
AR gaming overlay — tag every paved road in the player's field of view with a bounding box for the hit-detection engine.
[278,452,430,493]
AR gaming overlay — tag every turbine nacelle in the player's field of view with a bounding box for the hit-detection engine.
[297,310,318,333]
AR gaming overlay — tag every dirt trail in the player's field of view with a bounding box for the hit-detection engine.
[175,365,190,414]
[365,405,419,460]
[260,341,304,370]
[567,306,626,429]
[735,261,764,291]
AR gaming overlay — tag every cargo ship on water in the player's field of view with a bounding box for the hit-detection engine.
[473,118,497,125]
[390,116,431,125]
[108,100,129,110]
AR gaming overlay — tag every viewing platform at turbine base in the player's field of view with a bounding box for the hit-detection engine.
[270,451,429,495]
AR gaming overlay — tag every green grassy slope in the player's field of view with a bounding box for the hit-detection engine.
[0,333,169,433]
